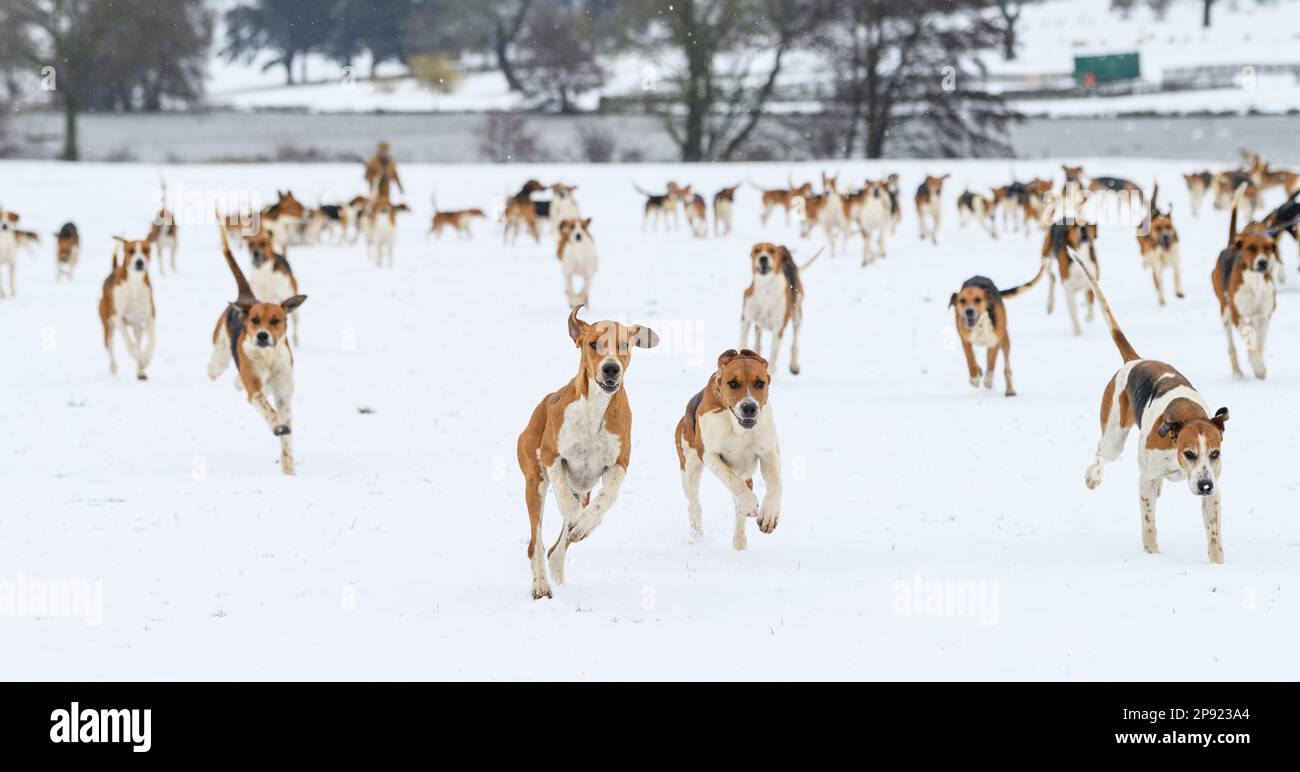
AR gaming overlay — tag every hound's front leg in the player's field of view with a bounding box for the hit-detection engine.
[1065,288,1083,336]
[1202,493,1225,564]
[739,317,752,352]
[961,340,981,387]
[1139,476,1162,554]
[704,452,760,524]
[569,465,626,543]
[544,462,585,584]
[757,451,783,535]
[137,320,156,379]
[249,390,285,435]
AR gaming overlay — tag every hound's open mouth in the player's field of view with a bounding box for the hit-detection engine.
[599,379,620,394]
[732,409,758,429]
[757,266,771,274]
[964,317,977,330]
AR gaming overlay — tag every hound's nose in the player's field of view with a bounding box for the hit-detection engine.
[1256,260,1270,272]
[601,362,620,380]
[872,189,880,198]
[739,401,759,419]
[574,233,582,241]
[1197,480,1215,495]
[256,331,271,344]
[133,259,145,270]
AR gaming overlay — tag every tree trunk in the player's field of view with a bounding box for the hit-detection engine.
[1003,27,1017,60]
[61,97,78,161]
[495,25,524,92]
[283,52,296,85]
[1203,0,1213,28]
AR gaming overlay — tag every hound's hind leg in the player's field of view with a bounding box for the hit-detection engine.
[208,325,232,379]
[681,446,705,542]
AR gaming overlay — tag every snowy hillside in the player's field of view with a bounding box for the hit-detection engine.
[2,157,1298,679]
[203,0,1300,117]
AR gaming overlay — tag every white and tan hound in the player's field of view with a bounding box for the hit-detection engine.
[1041,219,1100,336]
[1136,180,1182,306]
[53,222,80,281]
[675,349,782,550]
[1071,250,1229,563]
[556,218,597,308]
[956,188,998,238]
[0,211,39,297]
[1183,171,1212,217]
[739,243,819,377]
[713,184,740,236]
[428,194,487,240]
[914,174,948,243]
[948,265,1046,397]
[98,237,156,380]
[362,196,409,268]
[515,306,659,599]
[246,231,302,346]
[752,178,813,227]
[852,180,893,265]
[149,205,178,275]
[208,212,306,475]
[1212,187,1281,380]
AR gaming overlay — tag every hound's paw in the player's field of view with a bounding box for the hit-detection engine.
[136,373,148,381]
[735,491,760,519]
[982,372,994,389]
[1004,388,1017,398]
[1084,463,1103,489]
[1176,292,1185,299]
[531,578,553,600]
[1208,545,1225,564]
[273,425,292,436]
[568,517,598,543]
[758,502,780,534]
[732,532,748,551]
[789,363,800,376]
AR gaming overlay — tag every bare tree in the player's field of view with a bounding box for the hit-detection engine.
[995,0,1022,61]
[515,0,604,112]
[627,0,827,162]
[818,0,1018,159]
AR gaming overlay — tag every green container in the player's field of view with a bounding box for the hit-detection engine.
[1074,53,1140,85]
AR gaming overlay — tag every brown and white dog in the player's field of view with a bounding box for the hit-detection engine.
[1212,187,1280,380]
[684,190,710,238]
[1211,172,1262,221]
[1244,152,1300,197]
[1135,180,1182,306]
[208,212,307,475]
[675,349,781,549]
[149,205,178,275]
[1183,171,1213,217]
[503,179,546,244]
[362,196,409,267]
[0,210,39,297]
[752,178,813,227]
[515,306,659,599]
[98,237,156,379]
[556,218,597,308]
[246,231,302,346]
[914,174,948,243]
[260,190,309,250]
[1041,218,1100,336]
[635,182,685,231]
[1073,251,1229,563]
[956,188,997,238]
[948,266,1046,397]
[852,179,893,265]
[740,243,820,377]
[427,195,486,240]
[54,222,80,281]
[549,183,581,223]
[713,184,740,236]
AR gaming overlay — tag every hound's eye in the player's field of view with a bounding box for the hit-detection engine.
[974,298,982,304]
[251,317,261,324]
[728,380,741,389]
[270,319,281,326]
[753,381,765,389]
[1209,449,1220,460]
[1183,450,1197,461]
[589,341,598,350]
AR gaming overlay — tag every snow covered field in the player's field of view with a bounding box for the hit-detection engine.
[2,157,1298,680]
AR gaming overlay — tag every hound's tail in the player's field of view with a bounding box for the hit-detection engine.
[632,183,657,198]
[1065,247,1140,363]
[997,260,1049,300]
[110,236,123,271]
[745,175,770,192]
[1228,183,1247,244]
[215,207,258,306]
[798,247,825,272]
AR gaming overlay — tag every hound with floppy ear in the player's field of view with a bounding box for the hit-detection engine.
[550,183,581,222]
[853,180,893,264]
[675,349,781,550]
[1041,218,1100,335]
[149,180,179,275]
[0,210,40,298]
[1070,249,1230,564]
[1135,179,1183,306]
[956,187,997,238]
[556,218,597,308]
[740,243,820,377]
[363,197,410,268]
[1183,171,1212,217]
[246,231,303,346]
[713,184,740,236]
[208,210,307,475]
[515,306,659,599]
[1213,186,1282,380]
[54,222,80,281]
[98,236,157,379]
[914,174,949,243]
[947,264,1046,397]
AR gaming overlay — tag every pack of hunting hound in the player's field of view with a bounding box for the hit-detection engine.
[1,145,1295,600]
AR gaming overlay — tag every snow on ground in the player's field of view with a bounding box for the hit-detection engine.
[202,0,1300,117]
[1,157,1298,680]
